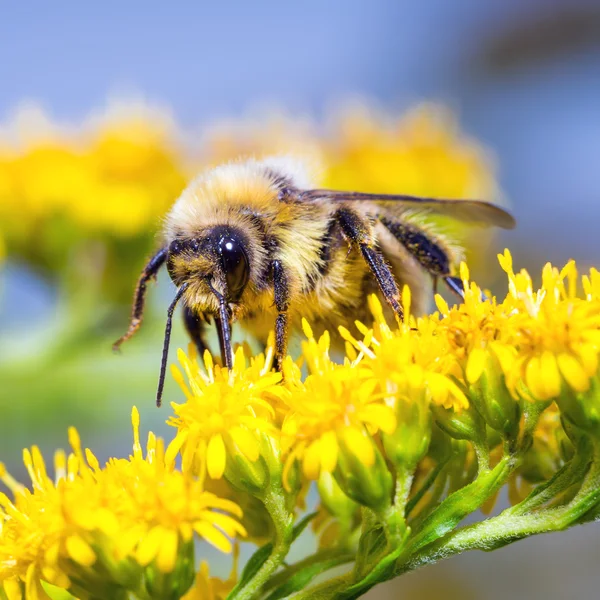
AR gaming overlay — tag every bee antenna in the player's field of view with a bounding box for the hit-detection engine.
[156,283,189,407]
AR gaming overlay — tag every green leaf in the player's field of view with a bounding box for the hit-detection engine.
[265,554,353,600]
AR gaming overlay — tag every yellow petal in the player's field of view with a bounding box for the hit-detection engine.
[136,526,163,566]
[230,427,260,462]
[466,348,486,384]
[3,578,24,600]
[65,535,96,567]
[319,432,339,473]
[557,353,590,393]
[25,565,51,600]
[302,440,322,480]
[200,511,247,538]
[207,434,227,479]
[95,507,120,536]
[156,528,179,573]
[342,427,374,467]
[360,404,397,435]
[165,430,188,467]
[194,521,233,553]
[434,294,449,315]
[204,494,243,518]
[114,526,145,561]
[525,356,546,400]
[575,344,599,376]
[540,351,561,399]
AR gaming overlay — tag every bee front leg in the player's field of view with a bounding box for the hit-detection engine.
[183,305,211,358]
[113,247,168,351]
[335,208,404,321]
[272,259,290,371]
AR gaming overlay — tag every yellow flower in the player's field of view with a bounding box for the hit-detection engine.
[0,408,245,600]
[323,103,496,201]
[0,101,186,256]
[182,559,237,600]
[499,253,600,401]
[281,321,395,511]
[344,293,469,413]
[167,345,285,482]
[281,320,396,482]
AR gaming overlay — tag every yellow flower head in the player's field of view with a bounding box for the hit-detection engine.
[167,345,285,481]
[281,320,396,484]
[343,293,469,413]
[0,408,245,599]
[499,252,600,401]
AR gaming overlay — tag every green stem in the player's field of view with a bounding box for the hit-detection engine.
[404,454,516,556]
[230,489,293,600]
[393,468,413,513]
[397,443,600,578]
[473,440,490,474]
[507,440,592,516]
[383,467,413,541]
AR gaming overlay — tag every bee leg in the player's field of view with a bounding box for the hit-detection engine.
[336,208,404,320]
[443,275,466,300]
[113,247,168,351]
[183,306,211,358]
[272,259,290,371]
[443,276,489,302]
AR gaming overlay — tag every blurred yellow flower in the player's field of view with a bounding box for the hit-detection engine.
[0,101,187,252]
[322,103,497,201]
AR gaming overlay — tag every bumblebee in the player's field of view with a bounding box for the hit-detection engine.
[113,156,515,406]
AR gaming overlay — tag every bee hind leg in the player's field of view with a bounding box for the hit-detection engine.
[335,208,404,320]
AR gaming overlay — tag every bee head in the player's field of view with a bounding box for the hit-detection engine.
[166,226,250,303]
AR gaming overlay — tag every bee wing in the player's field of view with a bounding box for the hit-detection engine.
[300,189,516,229]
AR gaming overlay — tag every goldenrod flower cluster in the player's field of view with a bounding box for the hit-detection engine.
[0,408,244,600]
[3,249,600,598]
[2,251,599,599]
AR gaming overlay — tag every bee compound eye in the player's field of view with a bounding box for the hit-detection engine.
[217,235,250,301]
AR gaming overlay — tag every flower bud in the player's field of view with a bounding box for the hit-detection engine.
[466,345,520,439]
[223,450,270,495]
[333,430,393,512]
[318,470,358,521]
[556,376,600,437]
[432,403,486,443]
[143,539,195,600]
[383,392,431,471]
